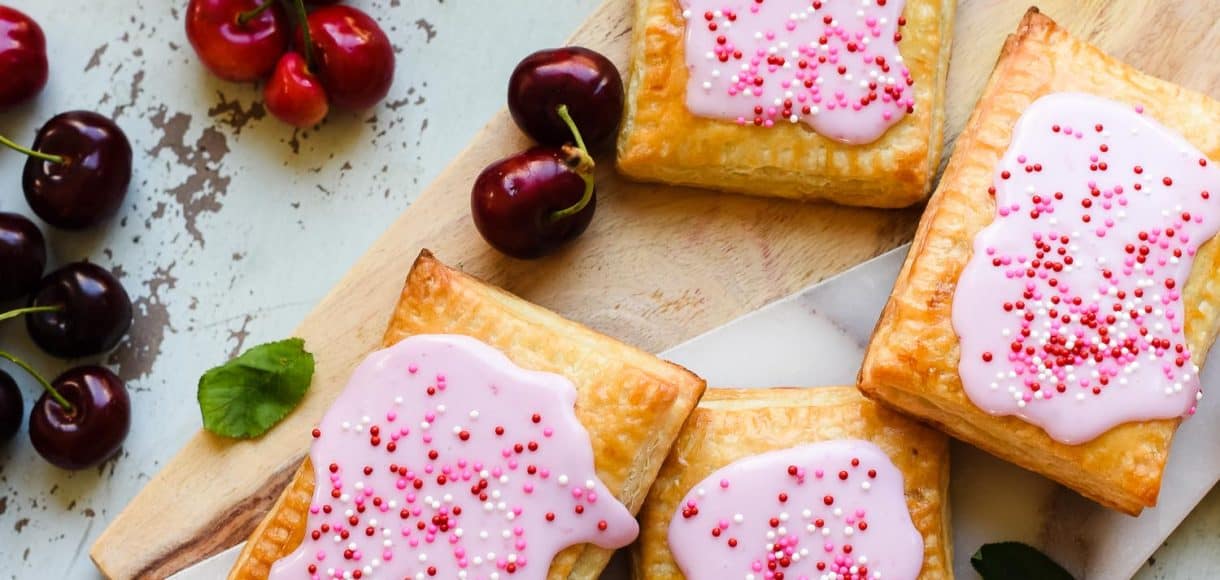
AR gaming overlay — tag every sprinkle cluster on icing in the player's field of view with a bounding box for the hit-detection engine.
[953,92,1220,444]
[680,0,913,144]
[269,335,638,580]
[667,440,923,580]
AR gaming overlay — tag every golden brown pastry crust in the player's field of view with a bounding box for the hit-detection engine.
[632,387,951,579]
[615,0,955,208]
[858,9,1220,516]
[229,251,707,579]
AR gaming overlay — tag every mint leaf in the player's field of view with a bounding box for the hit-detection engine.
[971,542,1075,580]
[198,338,315,439]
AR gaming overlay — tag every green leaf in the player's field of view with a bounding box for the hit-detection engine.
[198,338,315,439]
[971,542,1075,580]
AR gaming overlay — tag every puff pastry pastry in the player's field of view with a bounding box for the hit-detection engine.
[633,387,951,579]
[616,0,956,207]
[858,9,1220,515]
[229,250,707,579]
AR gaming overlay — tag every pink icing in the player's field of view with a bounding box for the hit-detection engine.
[953,92,1220,444]
[680,0,913,144]
[269,335,638,579]
[667,440,923,580]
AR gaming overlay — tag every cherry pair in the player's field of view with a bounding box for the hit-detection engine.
[186,0,395,127]
[472,47,624,259]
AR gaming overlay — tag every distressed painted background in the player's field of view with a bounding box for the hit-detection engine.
[0,0,1216,578]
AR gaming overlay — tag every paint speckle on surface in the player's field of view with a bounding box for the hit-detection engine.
[415,18,437,42]
[147,107,232,246]
[207,92,267,134]
[111,69,145,120]
[226,314,254,359]
[109,263,178,382]
[84,43,108,72]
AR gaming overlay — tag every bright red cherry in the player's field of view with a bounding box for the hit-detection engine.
[508,47,623,147]
[186,0,288,82]
[264,52,328,127]
[28,366,130,470]
[0,5,48,108]
[302,5,395,109]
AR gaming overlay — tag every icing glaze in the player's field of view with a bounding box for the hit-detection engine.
[953,92,1220,444]
[680,0,913,144]
[269,334,638,580]
[667,440,923,580]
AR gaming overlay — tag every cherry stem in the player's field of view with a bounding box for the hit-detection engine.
[0,305,61,324]
[236,0,276,26]
[0,350,71,411]
[0,133,63,164]
[548,105,596,223]
[291,0,315,70]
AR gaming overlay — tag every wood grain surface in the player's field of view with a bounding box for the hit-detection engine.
[90,0,1220,577]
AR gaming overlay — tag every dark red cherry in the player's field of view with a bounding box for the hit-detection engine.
[302,5,395,110]
[471,146,596,259]
[26,262,132,358]
[0,5,48,108]
[0,212,47,301]
[265,52,329,127]
[19,111,132,230]
[185,0,288,82]
[507,47,624,147]
[29,365,130,470]
[0,370,21,442]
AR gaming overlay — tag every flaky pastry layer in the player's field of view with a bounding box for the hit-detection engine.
[858,9,1220,515]
[615,0,955,207]
[229,251,706,579]
[632,387,951,579]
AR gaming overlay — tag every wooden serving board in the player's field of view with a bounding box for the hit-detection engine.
[90,1,1220,577]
